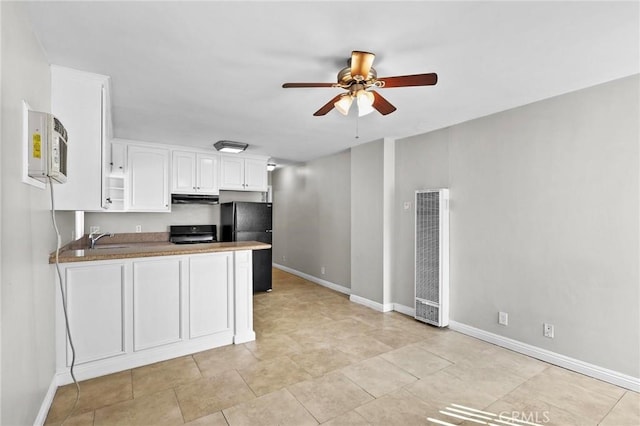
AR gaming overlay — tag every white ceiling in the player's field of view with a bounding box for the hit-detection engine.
[26,1,639,165]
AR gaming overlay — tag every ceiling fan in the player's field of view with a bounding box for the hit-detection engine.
[282,51,438,117]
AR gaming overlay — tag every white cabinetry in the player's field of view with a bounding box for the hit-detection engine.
[133,258,182,350]
[189,253,233,338]
[50,66,111,211]
[172,151,219,195]
[55,250,256,383]
[58,262,125,366]
[104,141,126,210]
[127,144,170,211]
[220,156,268,192]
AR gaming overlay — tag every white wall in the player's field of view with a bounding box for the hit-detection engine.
[84,190,263,237]
[392,75,639,377]
[272,150,351,288]
[1,2,74,424]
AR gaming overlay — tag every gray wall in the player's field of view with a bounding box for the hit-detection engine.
[85,190,263,238]
[272,150,351,288]
[393,128,450,306]
[272,75,639,378]
[392,75,639,377]
[0,3,74,424]
[350,140,386,303]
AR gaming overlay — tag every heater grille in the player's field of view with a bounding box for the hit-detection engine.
[415,189,449,327]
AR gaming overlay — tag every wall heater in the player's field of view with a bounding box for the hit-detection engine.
[415,189,449,327]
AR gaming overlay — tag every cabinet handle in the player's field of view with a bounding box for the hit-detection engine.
[197,187,200,189]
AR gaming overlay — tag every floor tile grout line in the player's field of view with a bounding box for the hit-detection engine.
[171,387,187,425]
[282,387,323,425]
[596,389,628,425]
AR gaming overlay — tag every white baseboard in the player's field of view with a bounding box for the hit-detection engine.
[393,303,415,317]
[55,333,235,385]
[34,375,58,426]
[270,267,638,392]
[349,294,394,312]
[449,320,640,392]
[272,263,351,295]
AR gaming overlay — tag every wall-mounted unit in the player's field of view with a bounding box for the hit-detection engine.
[27,110,68,183]
[415,189,449,327]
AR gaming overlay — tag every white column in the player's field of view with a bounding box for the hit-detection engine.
[233,250,256,343]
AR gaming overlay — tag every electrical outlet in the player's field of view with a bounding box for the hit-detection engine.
[321,266,326,275]
[543,323,554,338]
[89,226,100,234]
[282,255,286,262]
[498,311,508,326]
[135,225,142,233]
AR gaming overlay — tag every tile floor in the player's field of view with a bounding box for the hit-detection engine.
[46,268,639,425]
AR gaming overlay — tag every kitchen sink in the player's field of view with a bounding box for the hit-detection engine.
[91,245,130,250]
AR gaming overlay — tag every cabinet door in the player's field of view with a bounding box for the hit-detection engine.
[127,145,170,211]
[51,67,107,210]
[172,151,197,194]
[64,263,125,365]
[189,253,233,338]
[219,156,245,190]
[244,158,268,192]
[196,154,219,194]
[132,258,182,351]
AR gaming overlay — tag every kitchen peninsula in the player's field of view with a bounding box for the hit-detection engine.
[50,234,270,384]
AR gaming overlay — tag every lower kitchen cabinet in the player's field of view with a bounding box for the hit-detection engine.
[61,263,125,366]
[189,253,233,338]
[54,250,255,384]
[132,258,183,351]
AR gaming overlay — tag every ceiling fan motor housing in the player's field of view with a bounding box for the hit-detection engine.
[337,66,377,87]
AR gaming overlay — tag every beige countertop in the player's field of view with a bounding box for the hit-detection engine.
[50,232,271,264]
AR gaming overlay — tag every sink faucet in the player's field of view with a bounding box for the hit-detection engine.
[89,232,114,249]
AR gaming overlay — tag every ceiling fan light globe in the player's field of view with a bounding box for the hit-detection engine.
[334,95,353,115]
[357,90,375,116]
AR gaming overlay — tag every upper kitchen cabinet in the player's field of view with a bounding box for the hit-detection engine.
[127,144,170,212]
[104,140,126,210]
[219,156,268,192]
[172,151,219,195]
[50,66,111,211]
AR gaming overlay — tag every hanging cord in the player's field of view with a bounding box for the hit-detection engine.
[355,113,360,139]
[48,177,80,424]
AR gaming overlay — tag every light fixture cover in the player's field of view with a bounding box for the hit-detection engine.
[334,95,353,115]
[214,140,248,153]
[356,90,375,117]
[267,163,276,171]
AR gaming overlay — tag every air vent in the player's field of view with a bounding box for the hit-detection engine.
[415,189,449,327]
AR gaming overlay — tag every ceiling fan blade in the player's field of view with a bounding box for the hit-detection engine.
[371,90,397,115]
[350,51,375,79]
[313,94,345,116]
[282,82,335,88]
[377,73,438,88]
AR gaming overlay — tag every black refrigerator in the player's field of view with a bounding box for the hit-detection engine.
[220,202,272,292]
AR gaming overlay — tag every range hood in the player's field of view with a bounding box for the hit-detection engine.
[171,193,219,205]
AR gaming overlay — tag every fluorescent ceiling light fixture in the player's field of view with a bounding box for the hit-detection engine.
[267,163,276,171]
[214,140,248,153]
